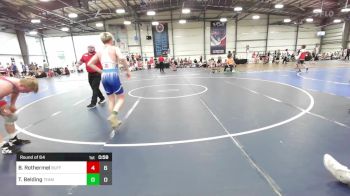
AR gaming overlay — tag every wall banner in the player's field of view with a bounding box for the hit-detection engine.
[210,21,226,54]
[152,23,169,57]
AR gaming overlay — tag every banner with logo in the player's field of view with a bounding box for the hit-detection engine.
[152,23,169,57]
[210,21,226,54]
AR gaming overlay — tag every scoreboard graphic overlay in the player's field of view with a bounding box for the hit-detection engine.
[16,153,112,186]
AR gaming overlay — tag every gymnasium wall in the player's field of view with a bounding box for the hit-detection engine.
[37,10,347,64]
[0,32,23,66]
[43,36,76,68]
[236,14,268,58]
[26,36,46,64]
[0,32,46,68]
[43,34,105,68]
[117,12,322,60]
[71,34,102,57]
[267,15,297,52]
[322,23,343,53]
[297,24,321,51]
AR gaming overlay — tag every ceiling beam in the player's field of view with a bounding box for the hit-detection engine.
[0,12,67,33]
[27,4,99,31]
[37,0,80,11]
[57,0,95,20]
[116,0,139,21]
[107,0,118,8]
[100,0,112,13]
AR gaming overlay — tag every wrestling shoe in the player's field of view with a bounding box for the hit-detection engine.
[1,143,21,154]
[108,114,122,129]
[324,154,350,184]
[9,136,31,146]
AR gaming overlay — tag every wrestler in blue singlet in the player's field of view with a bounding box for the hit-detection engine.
[100,46,124,95]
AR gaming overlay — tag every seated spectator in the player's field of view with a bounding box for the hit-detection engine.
[64,67,70,75]
[47,69,54,77]
[28,63,36,76]
[35,70,47,78]
[59,67,64,75]
[217,56,222,66]
[0,63,6,75]
[174,59,178,68]
[54,68,62,76]
[180,59,184,68]
[188,58,192,66]
[137,61,143,70]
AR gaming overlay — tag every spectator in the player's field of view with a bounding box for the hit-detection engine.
[43,60,49,73]
[20,62,27,76]
[282,49,289,64]
[193,59,198,67]
[35,71,47,78]
[149,57,154,69]
[0,63,5,75]
[47,69,54,77]
[11,63,19,77]
[346,48,350,60]
[158,55,165,73]
[217,56,222,66]
[224,52,236,72]
[54,68,62,76]
[64,67,70,75]
[227,51,233,58]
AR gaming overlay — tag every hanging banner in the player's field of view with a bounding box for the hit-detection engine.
[152,23,169,57]
[210,21,226,54]
[108,25,129,55]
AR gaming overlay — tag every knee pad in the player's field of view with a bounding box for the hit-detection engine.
[3,113,18,125]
